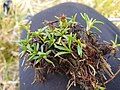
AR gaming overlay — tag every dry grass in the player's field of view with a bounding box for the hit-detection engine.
[0,0,120,90]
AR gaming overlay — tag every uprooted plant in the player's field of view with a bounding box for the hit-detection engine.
[19,13,120,90]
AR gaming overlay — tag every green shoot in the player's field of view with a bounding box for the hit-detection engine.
[111,34,120,48]
[80,13,104,34]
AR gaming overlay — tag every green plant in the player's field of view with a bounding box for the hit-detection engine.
[80,13,104,35]
[111,34,120,48]
[19,13,120,90]
[0,0,120,90]
[19,14,119,90]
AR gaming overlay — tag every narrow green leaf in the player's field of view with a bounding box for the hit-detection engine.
[41,44,44,52]
[36,43,39,51]
[54,44,68,51]
[27,44,33,52]
[77,44,83,58]
[111,40,114,44]
[35,59,41,65]
[57,37,62,44]
[80,13,89,21]
[38,52,46,57]
[55,52,70,57]
[46,50,52,55]
[61,41,68,49]
[28,54,36,61]
[117,44,120,47]
[19,51,26,58]
[80,13,85,20]
[33,56,40,60]
[85,13,90,21]
[45,58,55,67]
[73,13,77,22]
[95,20,104,24]
[98,86,105,90]
[92,26,102,33]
